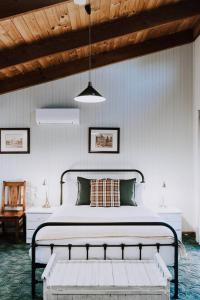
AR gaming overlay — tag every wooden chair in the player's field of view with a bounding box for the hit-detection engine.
[0,181,26,242]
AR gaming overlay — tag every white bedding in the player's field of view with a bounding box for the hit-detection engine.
[33,206,177,265]
[36,205,173,240]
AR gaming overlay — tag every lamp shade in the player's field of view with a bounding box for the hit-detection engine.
[74,82,106,103]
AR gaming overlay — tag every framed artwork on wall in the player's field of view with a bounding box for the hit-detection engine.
[89,127,120,153]
[0,128,30,154]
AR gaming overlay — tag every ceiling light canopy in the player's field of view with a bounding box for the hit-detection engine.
[74,4,106,103]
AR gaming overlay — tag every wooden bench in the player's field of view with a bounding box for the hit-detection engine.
[42,254,172,300]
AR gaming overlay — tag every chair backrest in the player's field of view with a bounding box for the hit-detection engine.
[2,181,26,212]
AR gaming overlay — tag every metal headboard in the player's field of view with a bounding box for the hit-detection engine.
[60,169,145,205]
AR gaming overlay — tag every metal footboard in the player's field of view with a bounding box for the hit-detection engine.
[31,221,179,299]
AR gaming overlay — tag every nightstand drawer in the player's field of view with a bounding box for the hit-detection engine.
[27,220,49,230]
[159,217,181,230]
[158,212,181,228]
[27,214,51,229]
[154,207,182,241]
[27,213,52,222]
[158,213,181,221]
[26,207,57,244]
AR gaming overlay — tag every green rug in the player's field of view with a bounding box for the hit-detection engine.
[0,234,199,300]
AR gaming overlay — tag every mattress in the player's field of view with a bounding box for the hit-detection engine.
[32,205,177,265]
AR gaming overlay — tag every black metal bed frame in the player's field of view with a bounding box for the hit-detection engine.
[31,169,179,299]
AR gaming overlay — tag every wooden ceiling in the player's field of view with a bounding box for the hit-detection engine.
[0,0,199,95]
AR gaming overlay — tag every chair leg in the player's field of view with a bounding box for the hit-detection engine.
[15,220,19,243]
[1,222,5,234]
[23,216,26,241]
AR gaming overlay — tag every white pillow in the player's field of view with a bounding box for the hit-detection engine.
[135,183,145,206]
[62,177,78,206]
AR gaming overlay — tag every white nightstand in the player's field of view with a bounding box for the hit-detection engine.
[26,206,57,243]
[153,207,182,241]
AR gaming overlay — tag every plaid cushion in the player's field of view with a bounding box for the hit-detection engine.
[90,179,120,207]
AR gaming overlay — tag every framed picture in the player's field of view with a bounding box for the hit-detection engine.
[0,128,30,154]
[89,127,120,153]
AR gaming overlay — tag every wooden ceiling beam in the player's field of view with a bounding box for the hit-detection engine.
[0,0,199,70]
[0,0,71,21]
[193,18,200,40]
[0,29,194,95]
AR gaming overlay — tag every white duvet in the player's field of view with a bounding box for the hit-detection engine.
[33,205,180,265]
[36,205,174,242]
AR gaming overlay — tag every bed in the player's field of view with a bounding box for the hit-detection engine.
[31,169,179,299]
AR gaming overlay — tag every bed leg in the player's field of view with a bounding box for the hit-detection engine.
[31,241,36,299]
[32,263,36,298]
[173,268,178,299]
[173,241,179,299]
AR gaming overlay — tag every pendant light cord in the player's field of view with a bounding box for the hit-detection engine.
[89,11,92,83]
[85,4,92,83]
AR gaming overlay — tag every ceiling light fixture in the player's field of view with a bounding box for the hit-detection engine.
[74,0,87,5]
[74,4,106,103]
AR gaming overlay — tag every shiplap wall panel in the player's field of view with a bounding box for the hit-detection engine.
[193,36,200,240]
[0,44,193,231]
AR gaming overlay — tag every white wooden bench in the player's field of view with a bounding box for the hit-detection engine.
[42,254,172,300]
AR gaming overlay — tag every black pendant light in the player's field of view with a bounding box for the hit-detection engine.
[74,4,106,103]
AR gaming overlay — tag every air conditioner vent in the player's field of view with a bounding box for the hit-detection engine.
[35,109,80,125]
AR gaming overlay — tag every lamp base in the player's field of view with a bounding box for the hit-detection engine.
[42,199,51,208]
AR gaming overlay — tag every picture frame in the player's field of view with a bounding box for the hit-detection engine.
[89,127,120,153]
[0,128,30,154]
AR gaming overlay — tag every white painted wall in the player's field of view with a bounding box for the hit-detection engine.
[193,36,200,240]
[0,44,193,231]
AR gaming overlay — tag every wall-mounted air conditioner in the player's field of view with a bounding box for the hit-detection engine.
[35,109,80,125]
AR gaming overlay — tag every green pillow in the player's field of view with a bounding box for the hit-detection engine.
[76,177,137,206]
[120,178,137,206]
[76,177,90,205]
